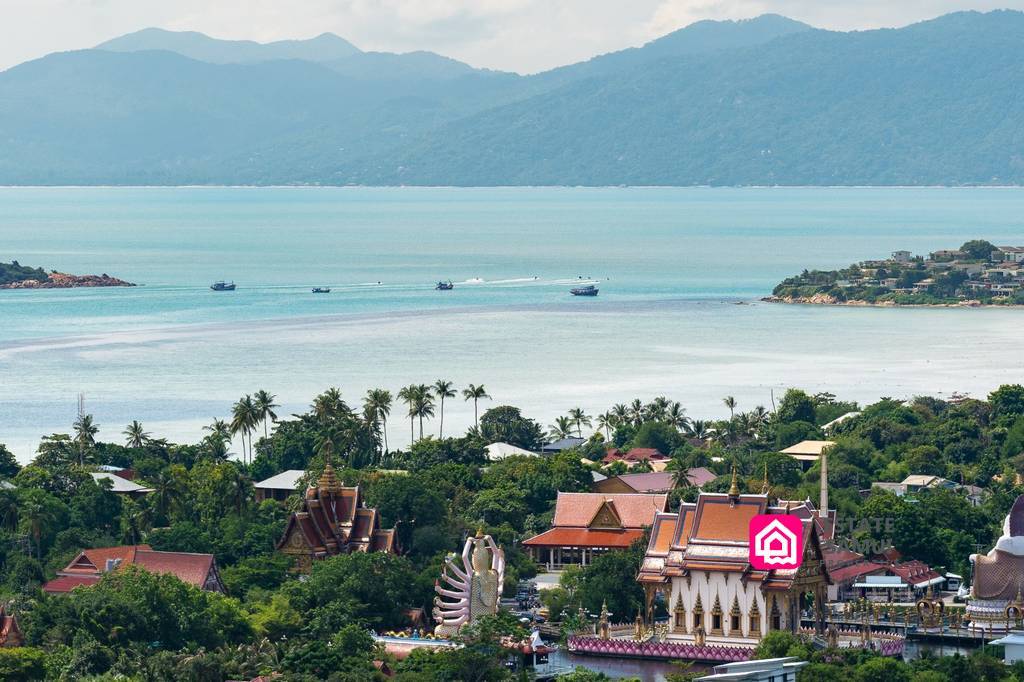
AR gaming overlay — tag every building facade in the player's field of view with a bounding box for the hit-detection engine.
[43,544,225,593]
[638,484,831,647]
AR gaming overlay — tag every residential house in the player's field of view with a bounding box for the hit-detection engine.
[540,437,586,455]
[602,447,670,469]
[995,246,1024,263]
[43,544,225,593]
[929,249,966,261]
[592,468,717,495]
[522,492,667,569]
[254,469,306,502]
[91,472,153,498]
[891,250,913,263]
[779,440,835,471]
[485,442,537,460]
[901,474,956,494]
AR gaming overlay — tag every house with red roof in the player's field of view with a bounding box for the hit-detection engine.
[522,492,667,569]
[602,447,670,468]
[43,544,225,594]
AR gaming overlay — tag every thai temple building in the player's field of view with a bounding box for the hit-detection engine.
[638,468,831,647]
[276,459,396,572]
[968,494,1024,630]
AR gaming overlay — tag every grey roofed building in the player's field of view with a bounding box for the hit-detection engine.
[253,469,306,502]
[540,437,585,454]
[697,657,807,681]
[90,472,153,497]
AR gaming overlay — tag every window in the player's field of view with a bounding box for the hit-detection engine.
[712,613,722,632]
[750,614,760,633]
[674,602,686,630]
[731,614,740,632]
[693,611,702,629]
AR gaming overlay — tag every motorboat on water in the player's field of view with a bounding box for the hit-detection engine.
[211,280,236,291]
[436,280,454,290]
[570,284,599,296]
[312,287,331,293]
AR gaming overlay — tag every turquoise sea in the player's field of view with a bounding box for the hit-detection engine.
[2,186,1023,461]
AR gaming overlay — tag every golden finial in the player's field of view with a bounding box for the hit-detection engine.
[729,461,740,499]
[317,452,342,496]
[476,526,485,539]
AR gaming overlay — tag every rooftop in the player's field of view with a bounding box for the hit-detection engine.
[253,469,306,490]
[551,492,668,528]
[779,440,835,459]
[91,472,153,494]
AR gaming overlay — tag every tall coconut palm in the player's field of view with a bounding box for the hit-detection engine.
[413,384,436,440]
[231,395,259,465]
[361,403,382,460]
[20,491,58,559]
[666,402,688,431]
[398,385,417,444]
[568,407,592,438]
[433,380,456,438]
[73,413,99,466]
[0,489,18,533]
[596,412,617,440]
[122,420,150,448]
[312,387,347,423]
[628,399,645,426]
[462,384,491,430]
[548,416,574,440]
[364,389,393,454]
[647,396,670,421]
[723,396,737,420]
[151,468,184,522]
[204,419,232,460]
[254,390,279,440]
[611,403,629,423]
[749,405,770,431]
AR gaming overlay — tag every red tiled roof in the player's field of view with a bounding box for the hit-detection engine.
[603,447,668,464]
[889,560,943,588]
[522,527,645,548]
[134,550,214,587]
[616,472,676,493]
[64,544,152,574]
[684,467,717,487]
[827,561,885,584]
[42,575,100,593]
[551,492,667,528]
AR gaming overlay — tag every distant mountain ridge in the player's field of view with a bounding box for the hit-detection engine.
[2,11,1023,186]
[96,27,362,63]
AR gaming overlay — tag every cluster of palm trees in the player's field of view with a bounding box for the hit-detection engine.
[546,395,772,445]
[369,382,490,448]
[229,390,278,465]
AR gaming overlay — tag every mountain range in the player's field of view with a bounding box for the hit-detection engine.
[1,12,1021,186]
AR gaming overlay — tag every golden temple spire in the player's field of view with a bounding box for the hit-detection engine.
[728,461,740,499]
[317,451,342,496]
[761,462,770,495]
[476,526,485,539]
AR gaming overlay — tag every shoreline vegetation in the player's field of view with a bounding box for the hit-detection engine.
[0,260,134,289]
[767,239,1024,307]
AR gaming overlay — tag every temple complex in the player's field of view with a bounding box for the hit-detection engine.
[523,492,668,569]
[276,459,396,572]
[968,494,1024,630]
[637,469,831,647]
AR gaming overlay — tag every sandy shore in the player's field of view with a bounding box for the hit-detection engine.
[761,295,1024,308]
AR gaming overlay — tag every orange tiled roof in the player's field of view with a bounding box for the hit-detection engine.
[134,550,215,587]
[522,527,645,548]
[552,492,667,528]
[690,495,765,542]
[647,512,677,555]
[45,544,219,592]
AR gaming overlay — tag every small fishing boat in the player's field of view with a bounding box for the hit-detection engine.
[312,287,331,293]
[436,280,454,290]
[570,284,599,296]
[210,280,236,291]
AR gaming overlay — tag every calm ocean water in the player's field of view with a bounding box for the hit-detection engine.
[1,186,1023,461]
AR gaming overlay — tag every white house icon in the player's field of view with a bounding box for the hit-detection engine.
[754,518,799,566]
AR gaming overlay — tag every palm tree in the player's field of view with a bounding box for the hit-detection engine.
[362,403,382,460]
[364,389,393,454]
[628,399,645,426]
[412,384,436,440]
[231,395,259,465]
[684,419,711,440]
[0,489,18,532]
[666,402,688,431]
[611,403,629,423]
[568,407,592,437]
[398,385,417,444]
[312,387,347,423]
[433,380,456,438]
[73,413,99,466]
[723,396,737,420]
[254,390,279,440]
[20,492,57,559]
[204,419,232,460]
[596,412,617,440]
[151,469,184,522]
[548,416,574,440]
[647,396,670,421]
[749,405,770,431]
[462,384,491,430]
[123,420,150,448]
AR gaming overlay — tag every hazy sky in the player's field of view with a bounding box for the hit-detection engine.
[3,0,1023,73]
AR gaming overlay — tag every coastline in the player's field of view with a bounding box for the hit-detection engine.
[761,295,1024,308]
[0,272,135,289]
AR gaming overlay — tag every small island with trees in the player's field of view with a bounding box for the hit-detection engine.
[766,240,1024,306]
[0,260,134,289]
